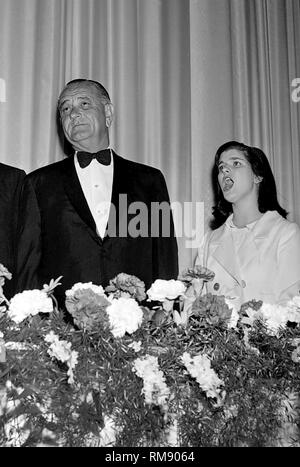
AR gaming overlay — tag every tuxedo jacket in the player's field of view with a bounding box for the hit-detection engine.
[196,210,300,308]
[0,163,26,298]
[17,152,178,302]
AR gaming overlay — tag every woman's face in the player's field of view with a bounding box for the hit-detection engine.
[217,149,261,206]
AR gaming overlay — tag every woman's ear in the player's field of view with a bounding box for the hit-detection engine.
[254,175,263,184]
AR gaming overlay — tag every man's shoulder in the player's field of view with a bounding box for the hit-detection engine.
[27,157,72,180]
[114,153,162,176]
[0,162,26,178]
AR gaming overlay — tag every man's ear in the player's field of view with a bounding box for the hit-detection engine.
[105,102,114,128]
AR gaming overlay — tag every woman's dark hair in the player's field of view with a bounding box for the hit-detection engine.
[211,141,288,228]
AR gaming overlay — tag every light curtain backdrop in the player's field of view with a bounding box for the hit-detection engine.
[0,0,299,272]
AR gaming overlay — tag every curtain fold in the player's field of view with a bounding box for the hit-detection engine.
[0,0,299,271]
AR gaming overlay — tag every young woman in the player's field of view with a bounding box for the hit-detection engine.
[196,141,300,308]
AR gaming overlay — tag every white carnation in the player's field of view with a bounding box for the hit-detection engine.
[8,290,53,324]
[65,282,105,297]
[0,386,7,417]
[287,295,300,308]
[147,279,186,302]
[45,331,78,384]
[258,303,290,336]
[244,306,259,321]
[133,355,170,409]
[181,352,224,400]
[225,298,240,329]
[286,308,300,324]
[286,296,300,324]
[106,297,143,338]
[128,341,142,352]
[1,381,30,446]
[99,415,119,447]
[5,342,32,351]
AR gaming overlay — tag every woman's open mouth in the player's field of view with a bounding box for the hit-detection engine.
[222,176,234,192]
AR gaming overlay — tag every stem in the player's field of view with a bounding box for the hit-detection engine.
[0,294,10,307]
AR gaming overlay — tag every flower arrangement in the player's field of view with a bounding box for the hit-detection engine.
[0,267,300,447]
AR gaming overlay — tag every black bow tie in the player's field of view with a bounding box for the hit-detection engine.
[77,149,111,168]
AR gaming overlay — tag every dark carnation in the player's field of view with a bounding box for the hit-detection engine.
[178,266,215,284]
[240,299,263,316]
[105,273,146,302]
[65,289,111,332]
[191,293,232,327]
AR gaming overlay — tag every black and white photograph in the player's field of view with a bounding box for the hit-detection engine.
[0,0,299,450]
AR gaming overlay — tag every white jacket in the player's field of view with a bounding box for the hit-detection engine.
[196,210,300,308]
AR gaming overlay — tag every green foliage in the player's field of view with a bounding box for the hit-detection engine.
[0,295,300,447]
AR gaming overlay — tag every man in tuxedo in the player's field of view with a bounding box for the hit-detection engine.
[0,163,26,299]
[17,79,178,303]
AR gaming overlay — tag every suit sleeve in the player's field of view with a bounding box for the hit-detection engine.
[151,170,178,281]
[15,176,41,292]
[276,222,300,303]
[3,169,26,298]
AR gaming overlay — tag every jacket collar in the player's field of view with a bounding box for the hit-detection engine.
[250,210,282,238]
[212,210,281,243]
[209,225,242,285]
[62,156,96,234]
[62,151,133,242]
[209,211,281,285]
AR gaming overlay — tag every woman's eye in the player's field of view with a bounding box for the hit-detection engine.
[82,101,90,108]
[61,106,69,114]
[233,160,241,167]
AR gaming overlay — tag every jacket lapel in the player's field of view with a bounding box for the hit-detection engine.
[251,211,278,241]
[62,157,97,234]
[210,212,278,286]
[105,152,133,239]
[62,153,135,242]
[210,226,243,285]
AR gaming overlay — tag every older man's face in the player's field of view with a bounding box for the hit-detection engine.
[58,82,110,152]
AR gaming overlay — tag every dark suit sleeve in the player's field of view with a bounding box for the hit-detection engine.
[151,170,178,281]
[8,170,25,296]
[16,176,41,292]
[0,168,26,298]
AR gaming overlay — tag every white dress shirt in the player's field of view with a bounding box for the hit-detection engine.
[74,149,114,239]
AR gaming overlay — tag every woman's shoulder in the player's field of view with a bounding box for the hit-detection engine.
[204,222,227,245]
[262,210,300,239]
[204,211,300,243]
